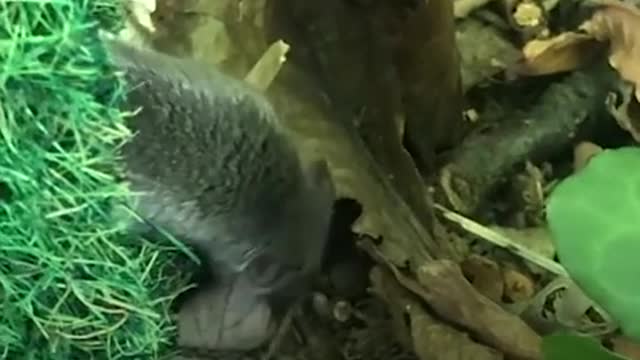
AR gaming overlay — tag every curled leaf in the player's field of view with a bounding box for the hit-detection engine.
[514,32,601,75]
[582,1,640,101]
[605,84,640,142]
[574,141,603,171]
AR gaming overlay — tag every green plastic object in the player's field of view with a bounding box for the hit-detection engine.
[547,147,640,341]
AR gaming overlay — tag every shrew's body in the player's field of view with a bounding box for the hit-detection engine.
[104,38,334,350]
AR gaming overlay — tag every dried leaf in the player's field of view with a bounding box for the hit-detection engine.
[414,260,543,360]
[369,266,427,351]
[461,255,504,303]
[362,240,543,360]
[409,305,504,360]
[370,266,503,360]
[605,83,640,142]
[582,0,640,101]
[502,268,535,303]
[514,32,600,75]
[574,141,603,171]
[520,277,617,337]
[271,73,436,267]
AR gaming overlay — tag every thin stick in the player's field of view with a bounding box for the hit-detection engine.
[434,203,568,276]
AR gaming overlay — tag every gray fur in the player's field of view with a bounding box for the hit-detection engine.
[105,39,334,294]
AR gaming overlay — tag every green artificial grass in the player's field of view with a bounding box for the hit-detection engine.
[0,1,191,359]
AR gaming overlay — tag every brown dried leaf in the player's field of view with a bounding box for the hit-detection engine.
[573,141,603,171]
[514,32,601,76]
[460,255,504,303]
[582,0,640,101]
[502,268,535,303]
[409,305,504,360]
[370,266,503,360]
[369,266,429,351]
[605,82,640,142]
[414,261,542,360]
[520,277,617,337]
[361,240,543,360]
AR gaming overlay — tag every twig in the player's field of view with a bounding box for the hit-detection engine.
[434,203,568,276]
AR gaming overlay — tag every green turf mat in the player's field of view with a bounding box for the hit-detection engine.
[0,1,190,359]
